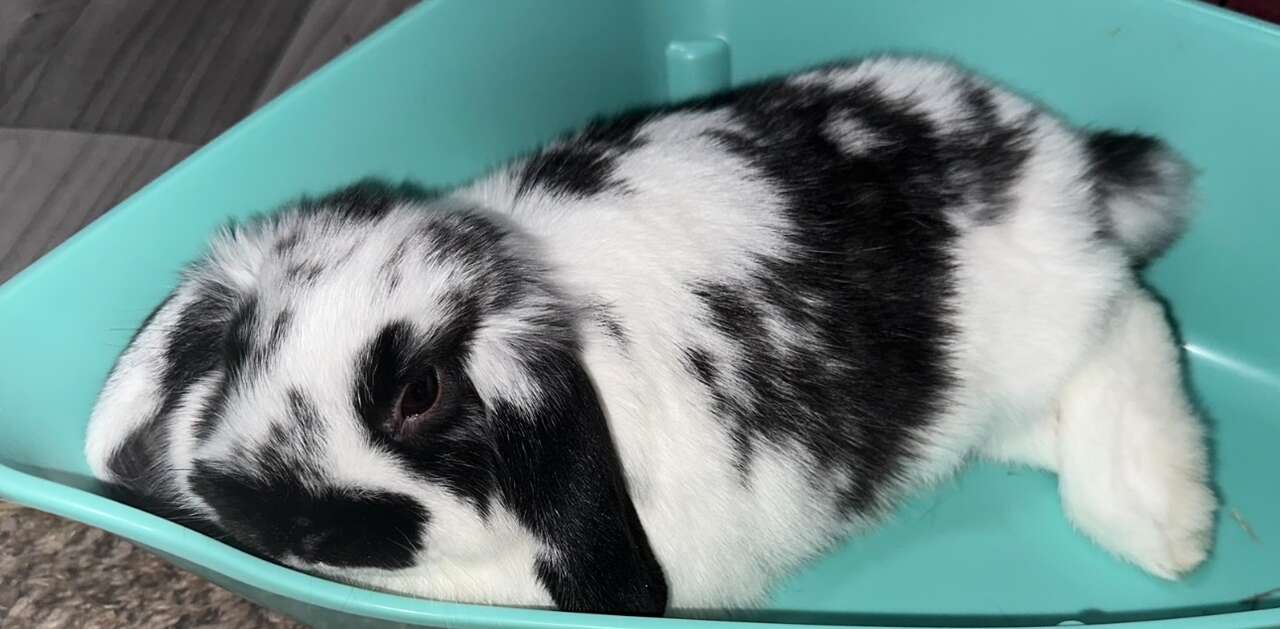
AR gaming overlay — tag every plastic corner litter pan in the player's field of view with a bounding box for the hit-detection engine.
[2,1,1278,627]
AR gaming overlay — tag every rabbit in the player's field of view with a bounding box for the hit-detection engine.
[84,56,1215,616]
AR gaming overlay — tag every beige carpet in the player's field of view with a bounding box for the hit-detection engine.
[0,501,300,628]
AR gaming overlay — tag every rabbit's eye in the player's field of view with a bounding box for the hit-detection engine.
[391,369,441,439]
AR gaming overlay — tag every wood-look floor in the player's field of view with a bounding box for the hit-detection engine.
[0,0,415,283]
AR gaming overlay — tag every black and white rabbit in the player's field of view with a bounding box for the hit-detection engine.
[85,56,1214,616]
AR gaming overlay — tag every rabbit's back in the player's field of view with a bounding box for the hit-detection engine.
[451,56,1183,607]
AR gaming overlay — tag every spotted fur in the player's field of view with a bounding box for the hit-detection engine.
[85,56,1213,615]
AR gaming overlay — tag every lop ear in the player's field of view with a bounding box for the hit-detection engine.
[489,347,668,616]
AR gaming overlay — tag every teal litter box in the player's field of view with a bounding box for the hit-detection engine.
[2,1,1279,627]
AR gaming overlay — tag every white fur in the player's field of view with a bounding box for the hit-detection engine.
[1054,292,1214,578]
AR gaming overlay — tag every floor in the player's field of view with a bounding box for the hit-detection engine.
[0,2,415,626]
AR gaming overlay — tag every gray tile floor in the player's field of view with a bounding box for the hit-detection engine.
[0,2,416,626]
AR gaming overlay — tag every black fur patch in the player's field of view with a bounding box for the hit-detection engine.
[1085,130,1165,194]
[436,290,486,355]
[110,278,242,482]
[190,303,291,442]
[161,282,237,397]
[379,238,412,291]
[515,114,649,199]
[155,282,238,445]
[273,230,301,254]
[222,295,259,381]
[681,347,718,391]
[267,309,292,356]
[284,389,324,445]
[285,262,325,283]
[490,348,667,615]
[188,461,427,569]
[105,413,170,492]
[948,82,1035,223]
[1084,130,1172,247]
[661,68,961,511]
[353,321,416,435]
[193,374,232,443]
[591,301,629,348]
[420,212,508,270]
[298,178,435,221]
[419,212,536,312]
